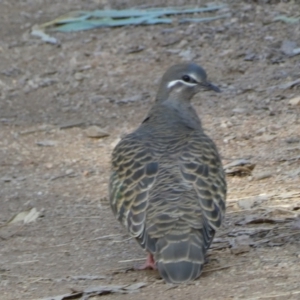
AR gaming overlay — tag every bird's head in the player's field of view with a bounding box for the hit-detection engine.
[156,62,220,102]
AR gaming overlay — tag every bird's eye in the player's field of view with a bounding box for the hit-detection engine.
[182,75,191,82]
[182,75,197,84]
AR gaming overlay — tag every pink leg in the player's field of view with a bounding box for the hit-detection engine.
[135,253,157,270]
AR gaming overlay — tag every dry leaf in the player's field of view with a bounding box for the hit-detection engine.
[7,208,40,225]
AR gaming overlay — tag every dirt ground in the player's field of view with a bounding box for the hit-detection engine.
[0,0,300,299]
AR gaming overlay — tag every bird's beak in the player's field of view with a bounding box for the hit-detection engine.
[204,81,221,93]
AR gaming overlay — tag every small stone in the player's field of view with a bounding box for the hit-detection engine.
[83,170,90,177]
[36,140,57,147]
[288,96,300,106]
[254,134,276,142]
[285,137,300,144]
[119,95,142,104]
[89,95,105,103]
[85,126,109,138]
[110,138,121,149]
[65,169,74,175]
[254,172,272,181]
[232,107,247,114]
[74,72,88,81]
[2,176,12,182]
[281,40,298,56]
[238,198,256,210]
[220,121,233,128]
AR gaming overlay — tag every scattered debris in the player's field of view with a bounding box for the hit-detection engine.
[224,159,255,176]
[43,282,147,300]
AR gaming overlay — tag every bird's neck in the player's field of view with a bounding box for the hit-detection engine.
[143,99,202,131]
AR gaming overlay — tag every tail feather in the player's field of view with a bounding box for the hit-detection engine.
[155,228,214,283]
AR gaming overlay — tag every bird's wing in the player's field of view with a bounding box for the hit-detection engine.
[109,134,159,240]
[179,132,226,231]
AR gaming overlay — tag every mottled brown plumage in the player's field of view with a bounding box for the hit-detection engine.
[109,62,226,283]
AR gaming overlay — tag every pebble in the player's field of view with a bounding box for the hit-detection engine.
[288,96,300,106]
[85,126,109,138]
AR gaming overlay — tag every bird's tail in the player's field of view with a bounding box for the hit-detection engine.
[155,226,214,283]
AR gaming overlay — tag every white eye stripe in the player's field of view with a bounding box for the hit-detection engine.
[167,79,198,89]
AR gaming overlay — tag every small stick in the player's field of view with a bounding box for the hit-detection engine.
[119,258,145,263]
[203,262,248,273]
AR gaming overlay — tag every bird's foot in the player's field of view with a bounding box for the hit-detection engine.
[134,253,157,270]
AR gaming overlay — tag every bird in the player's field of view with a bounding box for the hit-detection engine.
[109,62,226,284]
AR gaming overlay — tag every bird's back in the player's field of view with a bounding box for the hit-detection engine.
[110,103,226,283]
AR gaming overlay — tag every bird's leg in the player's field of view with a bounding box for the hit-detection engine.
[134,253,157,270]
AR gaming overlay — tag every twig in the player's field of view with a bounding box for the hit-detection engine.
[119,258,145,263]
[111,236,134,243]
[84,234,123,242]
[245,290,300,300]
[59,121,85,129]
[19,125,55,135]
[255,230,300,246]
[13,260,39,265]
[203,262,248,273]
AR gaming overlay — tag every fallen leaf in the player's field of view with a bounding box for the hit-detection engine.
[7,208,40,225]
